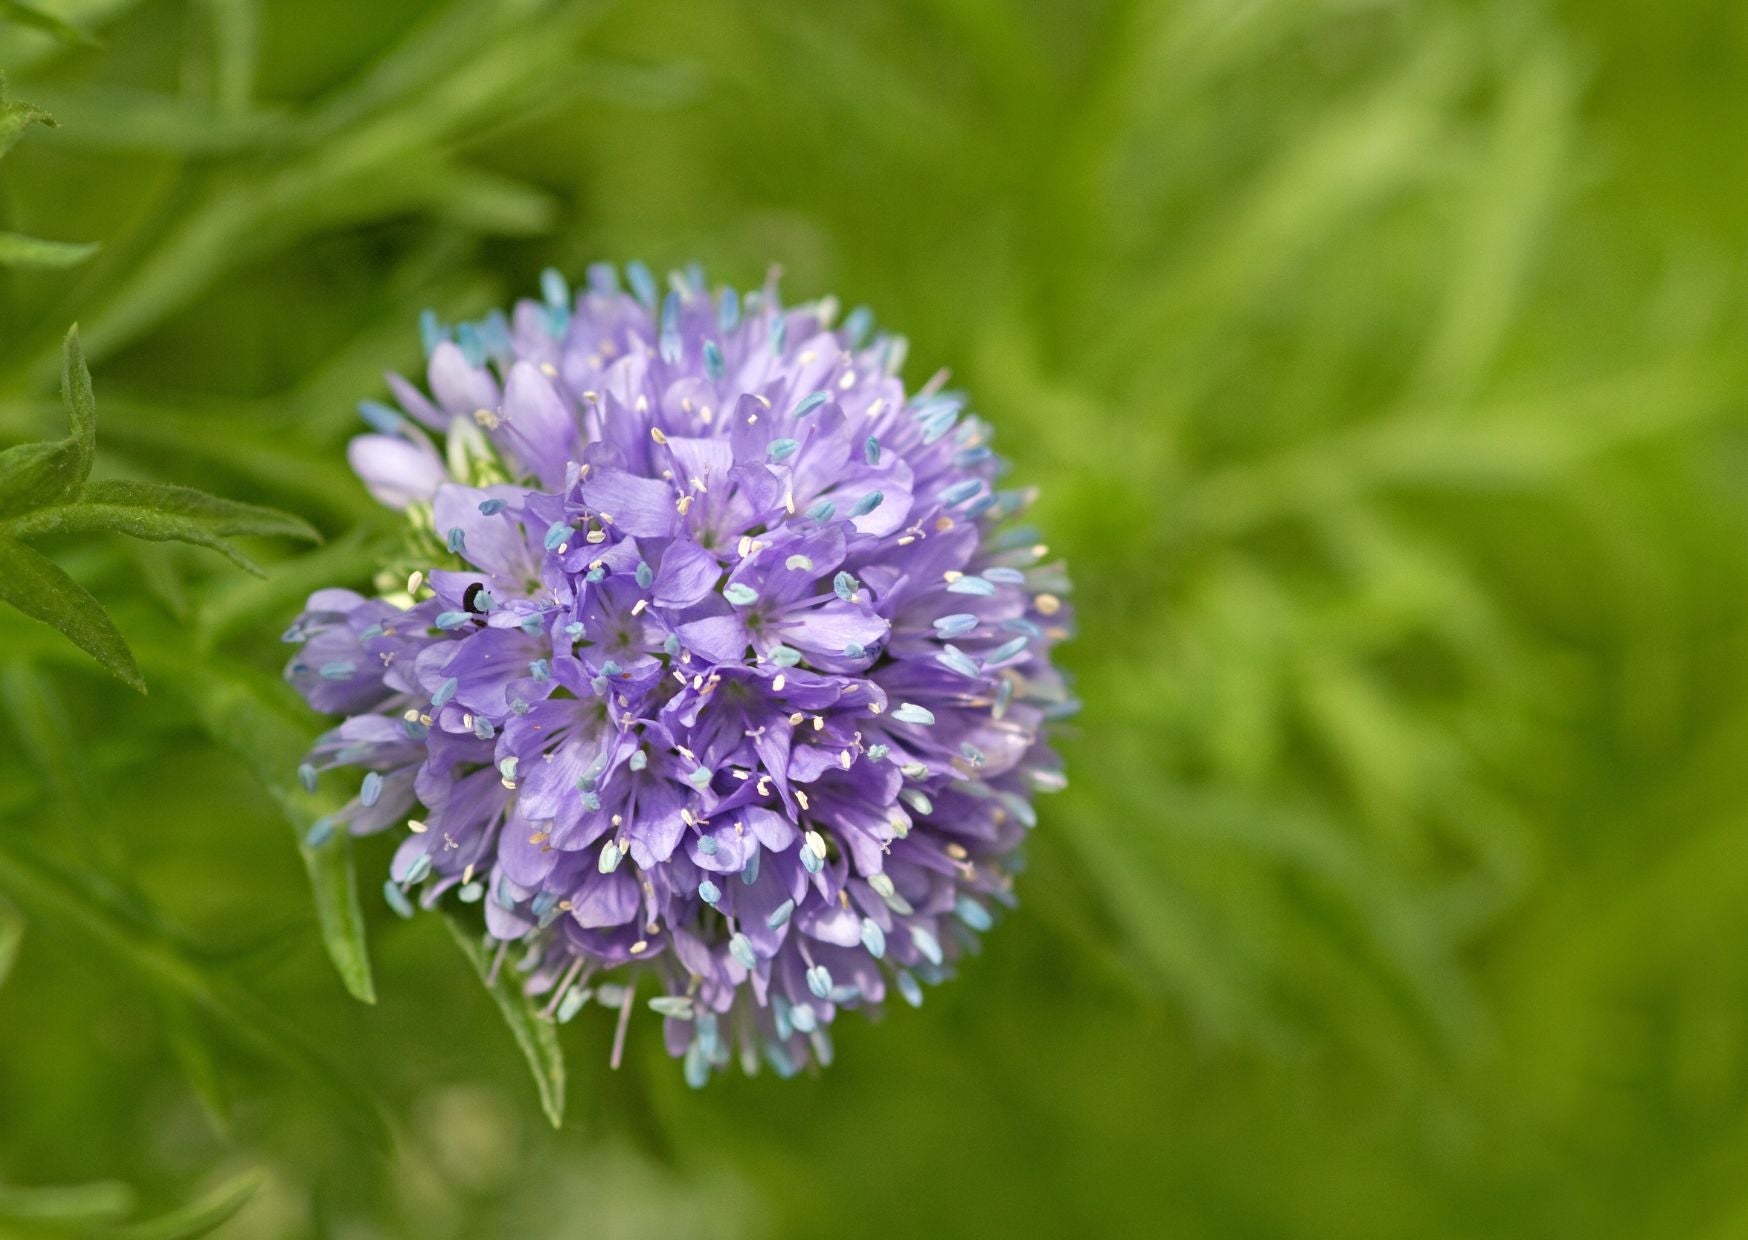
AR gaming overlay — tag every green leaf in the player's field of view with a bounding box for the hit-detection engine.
[0,328,96,518]
[59,325,96,484]
[445,912,566,1129]
[0,442,83,520]
[0,898,21,991]
[0,536,144,692]
[0,1,100,47]
[286,810,376,1004]
[103,1170,262,1240]
[83,479,318,542]
[0,231,99,269]
[0,479,320,575]
[0,81,55,160]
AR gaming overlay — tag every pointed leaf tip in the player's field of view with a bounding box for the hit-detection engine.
[0,537,145,692]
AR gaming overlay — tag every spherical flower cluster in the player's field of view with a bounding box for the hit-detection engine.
[284,264,1073,1083]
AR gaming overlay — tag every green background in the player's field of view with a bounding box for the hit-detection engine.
[3,1,1747,1236]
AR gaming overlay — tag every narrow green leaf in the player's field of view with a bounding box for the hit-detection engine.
[445,913,566,1129]
[0,536,144,692]
[0,440,82,519]
[60,326,96,486]
[0,231,99,269]
[0,326,97,517]
[0,1,101,47]
[105,1170,262,1240]
[287,812,376,1005]
[0,898,21,991]
[0,480,321,576]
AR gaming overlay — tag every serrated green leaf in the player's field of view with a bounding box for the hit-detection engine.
[0,479,320,576]
[103,1170,261,1240]
[0,231,99,269]
[445,913,566,1129]
[0,536,144,692]
[0,1,100,47]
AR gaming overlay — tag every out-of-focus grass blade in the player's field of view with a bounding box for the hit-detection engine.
[0,1,99,46]
[0,231,98,269]
[0,662,89,809]
[409,160,558,236]
[0,537,144,692]
[0,832,389,1146]
[0,898,20,991]
[10,0,610,381]
[193,530,379,651]
[192,0,259,119]
[0,1181,133,1228]
[1410,39,1578,402]
[102,1169,262,1240]
[156,994,234,1140]
[178,660,377,1005]
[444,912,566,1129]
[26,88,287,154]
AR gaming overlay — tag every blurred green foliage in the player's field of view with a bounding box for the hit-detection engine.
[1,1,1746,1236]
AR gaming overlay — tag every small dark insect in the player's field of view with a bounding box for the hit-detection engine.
[462,581,490,614]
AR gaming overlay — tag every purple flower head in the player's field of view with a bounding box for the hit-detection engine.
[285,264,1074,1083]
